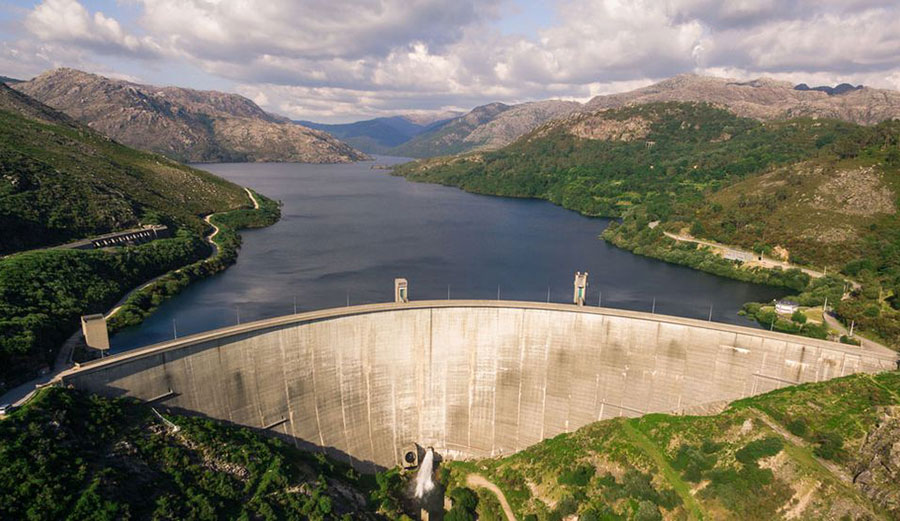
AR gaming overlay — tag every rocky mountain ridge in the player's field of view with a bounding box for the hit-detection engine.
[14,68,367,163]
[390,99,581,157]
[585,74,900,125]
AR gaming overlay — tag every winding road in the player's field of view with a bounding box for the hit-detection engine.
[0,188,259,411]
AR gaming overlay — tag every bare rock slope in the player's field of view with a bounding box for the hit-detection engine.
[391,99,581,157]
[586,74,900,125]
[15,68,367,163]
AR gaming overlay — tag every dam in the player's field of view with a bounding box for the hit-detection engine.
[58,300,897,471]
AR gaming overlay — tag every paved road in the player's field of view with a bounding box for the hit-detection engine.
[822,312,895,357]
[0,189,257,410]
[466,474,517,521]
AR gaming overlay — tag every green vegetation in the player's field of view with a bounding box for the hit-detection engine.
[107,191,280,332]
[397,102,900,347]
[0,387,380,520]
[0,86,281,389]
[0,85,248,254]
[5,371,900,520]
[437,371,900,520]
[0,233,210,391]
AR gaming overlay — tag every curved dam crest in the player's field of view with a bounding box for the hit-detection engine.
[59,301,897,471]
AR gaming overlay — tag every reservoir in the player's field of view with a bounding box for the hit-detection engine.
[110,156,784,351]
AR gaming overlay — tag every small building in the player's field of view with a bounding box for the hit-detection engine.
[775,300,799,315]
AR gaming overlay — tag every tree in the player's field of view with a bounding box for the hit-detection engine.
[791,310,807,324]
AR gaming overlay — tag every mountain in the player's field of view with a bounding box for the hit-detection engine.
[585,74,900,125]
[390,99,581,158]
[297,112,459,154]
[13,68,367,163]
[0,76,22,84]
[0,83,249,254]
[396,101,900,346]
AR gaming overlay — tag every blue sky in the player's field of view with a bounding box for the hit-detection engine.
[2,0,899,123]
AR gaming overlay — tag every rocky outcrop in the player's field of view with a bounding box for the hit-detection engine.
[853,406,900,517]
[14,68,367,163]
[585,74,900,126]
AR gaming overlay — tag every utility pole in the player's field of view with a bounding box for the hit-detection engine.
[497,284,501,300]
[447,285,451,300]
[173,319,178,339]
[849,320,855,337]
[598,291,602,307]
[708,304,713,321]
[547,285,551,303]
[651,297,656,314]
[823,296,828,312]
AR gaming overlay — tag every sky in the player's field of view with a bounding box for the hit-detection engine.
[2,0,900,123]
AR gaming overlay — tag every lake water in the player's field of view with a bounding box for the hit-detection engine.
[110,156,784,351]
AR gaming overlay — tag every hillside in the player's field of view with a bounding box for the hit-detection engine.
[0,85,279,394]
[5,370,899,520]
[298,112,459,154]
[14,68,368,163]
[391,100,580,157]
[439,371,900,520]
[0,83,249,254]
[586,74,900,126]
[0,387,380,520]
[395,102,900,346]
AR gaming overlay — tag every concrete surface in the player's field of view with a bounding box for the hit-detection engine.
[57,300,898,471]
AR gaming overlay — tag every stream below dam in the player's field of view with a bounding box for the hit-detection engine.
[110,156,784,352]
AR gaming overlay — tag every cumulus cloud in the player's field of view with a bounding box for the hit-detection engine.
[3,0,900,121]
[24,0,161,58]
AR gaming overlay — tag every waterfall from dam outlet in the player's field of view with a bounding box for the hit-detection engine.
[415,448,435,498]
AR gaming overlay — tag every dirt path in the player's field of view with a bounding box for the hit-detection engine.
[621,421,707,520]
[466,474,517,521]
[663,231,828,280]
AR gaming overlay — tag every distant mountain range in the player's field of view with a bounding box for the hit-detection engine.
[13,68,367,163]
[0,76,22,84]
[297,112,460,155]
[302,74,900,160]
[301,99,582,158]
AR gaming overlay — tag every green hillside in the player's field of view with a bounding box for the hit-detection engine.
[0,86,280,391]
[0,387,381,520]
[435,371,900,521]
[395,103,900,347]
[0,84,248,254]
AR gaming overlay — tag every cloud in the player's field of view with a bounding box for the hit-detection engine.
[3,0,900,122]
[24,0,161,58]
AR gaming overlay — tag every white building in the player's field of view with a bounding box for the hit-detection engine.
[775,300,799,315]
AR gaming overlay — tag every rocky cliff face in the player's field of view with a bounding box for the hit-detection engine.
[391,100,581,157]
[585,74,900,125]
[14,68,367,163]
[853,406,900,517]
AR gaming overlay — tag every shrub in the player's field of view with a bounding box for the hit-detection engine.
[558,464,596,487]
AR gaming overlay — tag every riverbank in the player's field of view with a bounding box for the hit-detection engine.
[0,188,279,406]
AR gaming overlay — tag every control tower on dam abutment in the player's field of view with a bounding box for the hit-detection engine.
[57,300,897,472]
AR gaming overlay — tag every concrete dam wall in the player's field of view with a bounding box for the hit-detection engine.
[59,301,897,471]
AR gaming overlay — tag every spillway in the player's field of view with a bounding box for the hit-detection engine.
[59,301,897,471]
